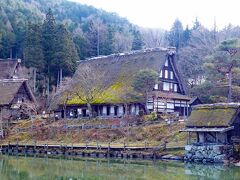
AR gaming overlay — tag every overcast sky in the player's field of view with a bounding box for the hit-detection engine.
[69,0,239,30]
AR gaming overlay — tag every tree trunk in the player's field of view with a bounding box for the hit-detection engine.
[87,103,92,118]
[228,71,233,103]
[145,92,150,114]
[33,68,37,94]
[64,103,67,119]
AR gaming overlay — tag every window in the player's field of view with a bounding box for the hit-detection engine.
[163,82,170,91]
[174,84,178,92]
[154,84,158,90]
[167,103,174,109]
[17,98,22,103]
[165,70,168,78]
[165,59,168,66]
[170,71,174,79]
[160,70,163,78]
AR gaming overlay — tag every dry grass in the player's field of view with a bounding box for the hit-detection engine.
[1,119,187,148]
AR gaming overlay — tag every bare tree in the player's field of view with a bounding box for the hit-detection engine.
[73,63,111,117]
[140,28,167,48]
[20,101,38,120]
[50,77,74,118]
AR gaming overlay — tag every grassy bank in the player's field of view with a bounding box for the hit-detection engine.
[0,118,187,150]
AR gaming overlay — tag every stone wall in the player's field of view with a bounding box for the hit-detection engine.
[184,144,234,163]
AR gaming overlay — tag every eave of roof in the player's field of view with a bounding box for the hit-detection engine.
[150,91,191,101]
[180,126,234,133]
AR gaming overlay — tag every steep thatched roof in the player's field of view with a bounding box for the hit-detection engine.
[186,103,240,127]
[0,79,36,106]
[51,47,189,108]
[0,59,20,79]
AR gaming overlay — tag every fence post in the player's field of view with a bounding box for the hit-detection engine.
[144,141,147,151]
[16,139,19,153]
[108,142,110,151]
[34,140,36,152]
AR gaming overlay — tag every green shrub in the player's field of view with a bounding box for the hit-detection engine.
[143,111,158,121]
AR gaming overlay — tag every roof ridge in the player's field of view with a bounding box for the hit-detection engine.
[193,103,240,109]
[0,79,28,83]
[80,47,176,62]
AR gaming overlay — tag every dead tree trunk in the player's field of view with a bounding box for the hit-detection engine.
[87,103,92,118]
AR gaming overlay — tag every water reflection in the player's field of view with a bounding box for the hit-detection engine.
[0,154,239,180]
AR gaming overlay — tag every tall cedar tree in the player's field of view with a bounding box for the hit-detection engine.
[42,8,56,83]
[24,23,44,69]
[54,24,78,77]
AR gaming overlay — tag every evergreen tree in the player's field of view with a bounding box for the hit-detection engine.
[167,19,184,51]
[101,25,115,55]
[54,24,78,78]
[23,23,44,69]
[132,69,158,114]
[42,8,57,80]
[0,32,16,58]
[182,25,191,45]
[204,39,240,102]
[131,29,144,50]
[193,17,201,30]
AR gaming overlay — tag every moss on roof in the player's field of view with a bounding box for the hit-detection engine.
[67,81,143,105]
[186,103,239,127]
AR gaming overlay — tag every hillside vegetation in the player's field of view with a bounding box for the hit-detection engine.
[0,0,142,60]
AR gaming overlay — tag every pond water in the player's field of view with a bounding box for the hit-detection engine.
[0,154,240,180]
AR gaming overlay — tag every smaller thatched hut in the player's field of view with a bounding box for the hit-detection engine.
[181,103,240,163]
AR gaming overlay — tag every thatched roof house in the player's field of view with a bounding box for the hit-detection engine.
[0,79,37,121]
[181,103,240,144]
[0,79,36,106]
[0,59,37,123]
[181,103,239,163]
[0,59,22,79]
[53,47,198,118]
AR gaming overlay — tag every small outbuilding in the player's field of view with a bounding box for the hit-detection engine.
[181,103,240,163]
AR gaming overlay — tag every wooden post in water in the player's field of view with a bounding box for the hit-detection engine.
[25,141,27,153]
[85,141,88,150]
[8,141,10,153]
[144,141,147,151]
